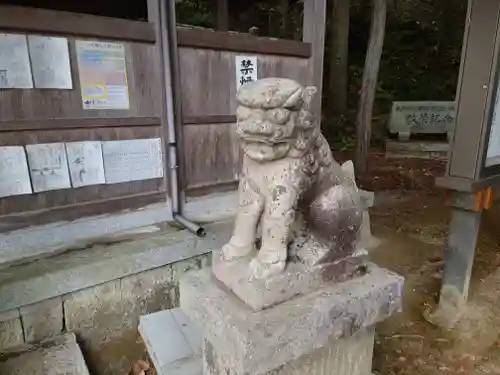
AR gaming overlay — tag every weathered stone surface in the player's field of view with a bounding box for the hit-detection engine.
[0,333,90,375]
[121,265,176,329]
[0,316,24,351]
[203,327,374,375]
[221,77,363,280]
[64,280,123,340]
[181,264,403,375]
[20,297,63,343]
[212,249,367,311]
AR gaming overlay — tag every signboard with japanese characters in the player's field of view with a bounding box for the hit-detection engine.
[389,101,456,137]
[235,56,258,91]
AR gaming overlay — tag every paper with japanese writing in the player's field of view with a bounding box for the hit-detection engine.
[66,141,105,187]
[102,138,163,184]
[76,40,130,110]
[26,143,71,192]
[0,33,33,89]
[0,146,32,198]
[486,82,500,167]
[28,35,73,89]
[235,56,258,90]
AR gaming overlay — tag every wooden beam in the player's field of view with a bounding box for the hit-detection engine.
[0,5,156,43]
[0,192,165,233]
[183,115,237,125]
[177,27,312,58]
[0,117,161,132]
[302,0,328,116]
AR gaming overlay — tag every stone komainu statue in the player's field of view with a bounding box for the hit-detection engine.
[222,78,363,279]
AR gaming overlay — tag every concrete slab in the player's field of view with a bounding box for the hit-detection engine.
[139,308,202,375]
[0,220,232,313]
[181,263,404,375]
[0,333,90,375]
[212,249,367,311]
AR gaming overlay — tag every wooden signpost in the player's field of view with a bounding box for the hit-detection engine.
[433,0,500,326]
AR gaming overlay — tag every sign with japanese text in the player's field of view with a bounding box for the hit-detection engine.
[389,101,456,135]
[235,56,258,91]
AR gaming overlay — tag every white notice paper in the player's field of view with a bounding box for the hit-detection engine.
[66,141,105,188]
[102,138,163,184]
[235,55,258,91]
[76,40,130,110]
[486,81,500,167]
[0,33,33,88]
[26,143,71,192]
[0,146,32,198]
[28,35,73,89]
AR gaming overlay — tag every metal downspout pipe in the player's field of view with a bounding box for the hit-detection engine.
[159,0,205,237]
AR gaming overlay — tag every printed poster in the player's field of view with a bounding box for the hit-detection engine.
[28,35,73,89]
[0,33,33,89]
[102,138,163,184]
[76,40,130,110]
[486,81,500,167]
[235,55,258,91]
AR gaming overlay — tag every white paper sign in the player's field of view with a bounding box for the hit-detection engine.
[0,33,33,89]
[66,141,105,188]
[28,35,73,89]
[26,143,71,192]
[76,40,130,110]
[235,55,258,90]
[102,138,163,184]
[0,146,32,198]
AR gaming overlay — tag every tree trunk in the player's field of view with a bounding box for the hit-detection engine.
[329,0,350,116]
[355,0,387,174]
[216,0,228,31]
[279,0,290,38]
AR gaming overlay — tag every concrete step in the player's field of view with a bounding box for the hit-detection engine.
[385,139,449,160]
[0,333,90,375]
[139,308,202,375]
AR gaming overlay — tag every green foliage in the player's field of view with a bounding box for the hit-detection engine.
[176,0,468,146]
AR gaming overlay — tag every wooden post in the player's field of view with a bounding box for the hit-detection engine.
[329,0,350,116]
[303,0,327,121]
[216,0,229,31]
[355,0,386,174]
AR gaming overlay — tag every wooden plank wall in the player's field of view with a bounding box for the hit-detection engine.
[176,28,313,195]
[0,6,164,230]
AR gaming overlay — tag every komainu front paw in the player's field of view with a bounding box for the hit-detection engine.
[221,241,253,261]
[249,257,286,279]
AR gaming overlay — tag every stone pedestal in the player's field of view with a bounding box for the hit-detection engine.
[180,263,403,375]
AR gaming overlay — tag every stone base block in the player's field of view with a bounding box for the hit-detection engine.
[181,263,403,375]
[212,249,367,311]
[203,327,375,375]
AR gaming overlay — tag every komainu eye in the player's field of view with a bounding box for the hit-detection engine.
[266,108,290,124]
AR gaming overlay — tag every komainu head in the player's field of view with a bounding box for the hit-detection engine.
[236,78,317,162]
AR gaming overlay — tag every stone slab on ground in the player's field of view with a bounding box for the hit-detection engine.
[139,308,202,375]
[212,249,367,311]
[181,263,404,375]
[0,332,90,375]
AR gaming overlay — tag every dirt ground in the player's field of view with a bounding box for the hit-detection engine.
[122,151,500,375]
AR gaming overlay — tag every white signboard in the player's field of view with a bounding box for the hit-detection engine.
[26,143,71,192]
[235,56,258,91]
[0,33,33,89]
[0,146,32,198]
[76,40,130,110]
[66,141,105,188]
[28,35,73,89]
[486,82,500,167]
[102,138,163,184]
